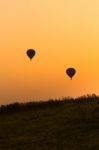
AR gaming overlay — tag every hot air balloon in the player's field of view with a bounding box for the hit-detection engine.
[66,68,76,79]
[26,49,36,60]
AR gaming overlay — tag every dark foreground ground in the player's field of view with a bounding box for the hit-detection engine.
[0,95,99,150]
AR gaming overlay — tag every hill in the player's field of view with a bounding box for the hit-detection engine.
[0,94,99,150]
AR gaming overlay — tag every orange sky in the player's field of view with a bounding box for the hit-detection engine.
[0,0,99,104]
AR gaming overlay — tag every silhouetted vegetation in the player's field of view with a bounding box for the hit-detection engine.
[0,94,99,149]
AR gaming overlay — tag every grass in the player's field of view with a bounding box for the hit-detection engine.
[0,94,99,150]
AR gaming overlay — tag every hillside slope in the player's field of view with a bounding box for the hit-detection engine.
[0,96,99,150]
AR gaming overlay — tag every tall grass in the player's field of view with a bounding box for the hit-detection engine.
[0,94,99,150]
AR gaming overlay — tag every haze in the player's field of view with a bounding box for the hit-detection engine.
[0,0,99,104]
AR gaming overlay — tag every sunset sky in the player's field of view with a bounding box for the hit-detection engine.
[0,0,99,104]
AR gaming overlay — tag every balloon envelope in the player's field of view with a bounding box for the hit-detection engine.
[26,49,36,60]
[66,68,76,79]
